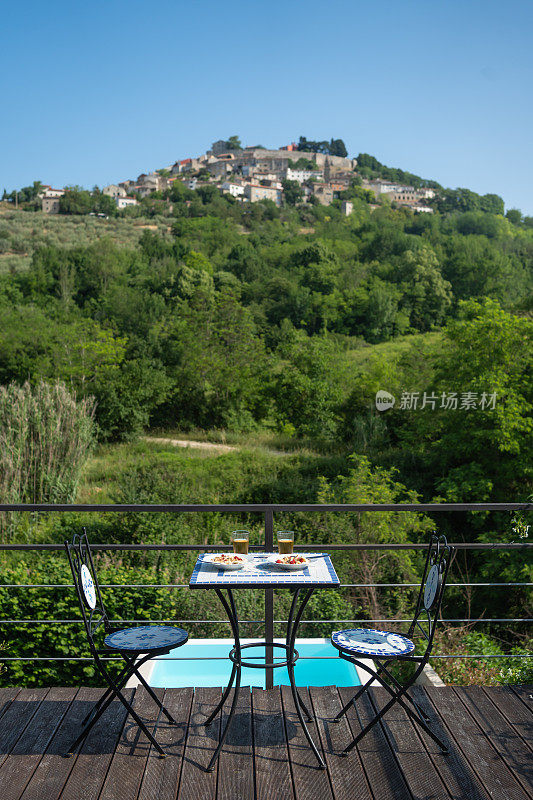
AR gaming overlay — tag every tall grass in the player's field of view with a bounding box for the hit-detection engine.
[0,381,95,519]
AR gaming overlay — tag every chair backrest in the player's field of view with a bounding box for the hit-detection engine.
[65,530,109,653]
[408,534,454,658]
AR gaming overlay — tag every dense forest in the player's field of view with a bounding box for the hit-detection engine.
[0,177,531,687]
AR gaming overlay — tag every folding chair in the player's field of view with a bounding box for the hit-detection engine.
[65,531,188,758]
[331,533,454,755]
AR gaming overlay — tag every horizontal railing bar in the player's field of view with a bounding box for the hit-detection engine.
[430,654,533,659]
[0,542,531,552]
[0,656,329,661]
[0,654,530,661]
[1,502,531,512]
[2,582,531,589]
[0,618,530,624]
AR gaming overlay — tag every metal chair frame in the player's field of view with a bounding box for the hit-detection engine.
[333,534,454,755]
[65,531,186,758]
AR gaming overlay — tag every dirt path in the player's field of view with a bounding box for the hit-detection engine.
[143,436,238,453]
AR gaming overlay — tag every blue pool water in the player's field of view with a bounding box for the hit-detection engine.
[149,638,361,688]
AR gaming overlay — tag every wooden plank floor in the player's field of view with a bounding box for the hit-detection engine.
[0,685,530,800]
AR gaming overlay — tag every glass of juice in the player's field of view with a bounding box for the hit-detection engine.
[277,531,294,555]
[232,530,249,555]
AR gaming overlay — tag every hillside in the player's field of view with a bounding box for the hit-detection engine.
[1,148,532,690]
[0,143,531,509]
[0,181,531,481]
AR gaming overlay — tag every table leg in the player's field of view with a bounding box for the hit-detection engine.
[286,589,313,721]
[206,588,241,772]
[287,587,326,769]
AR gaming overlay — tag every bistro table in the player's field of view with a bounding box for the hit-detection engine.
[189,552,340,771]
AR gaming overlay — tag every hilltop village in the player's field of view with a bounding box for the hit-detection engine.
[39,139,437,214]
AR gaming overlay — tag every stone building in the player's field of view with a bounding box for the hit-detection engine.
[171,159,202,174]
[311,182,334,205]
[206,160,232,179]
[244,183,282,205]
[103,184,127,198]
[42,196,61,213]
[210,140,229,156]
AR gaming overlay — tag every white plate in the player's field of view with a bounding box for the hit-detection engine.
[266,554,309,571]
[203,553,246,571]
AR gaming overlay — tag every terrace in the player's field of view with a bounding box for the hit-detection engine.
[0,502,531,800]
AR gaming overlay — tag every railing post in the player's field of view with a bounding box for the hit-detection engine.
[264,507,274,690]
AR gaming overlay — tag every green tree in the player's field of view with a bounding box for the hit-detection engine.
[59,186,93,215]
[225,242,262,282]
[272,334,342,437]
[505,208,522,225]
[298,137,348,157]
[441,235,529,305]
[329,138,348,157]
[226,135,242,151]
[292,157,317,170]
[93,192,117,216]
[428,300,533,501]
[480,194,505,215]
[155,287,269,429]
[454,211,506,238]
[95,358,170,441]
[3,181,44,207]
[345,277,406,342]
[435,188,504,216]
[396,246,452,330]
[281,179,303,206]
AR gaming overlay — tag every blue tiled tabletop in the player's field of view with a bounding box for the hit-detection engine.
[189,553,340,589]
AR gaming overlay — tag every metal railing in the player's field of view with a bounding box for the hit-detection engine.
[0,502,531,688]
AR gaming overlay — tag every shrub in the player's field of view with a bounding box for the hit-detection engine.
[430,628,533,685]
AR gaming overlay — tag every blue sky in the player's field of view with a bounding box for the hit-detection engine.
[1,0,532,213]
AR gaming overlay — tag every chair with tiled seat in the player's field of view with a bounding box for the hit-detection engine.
[65,531,188,758]
[331,534,454,755]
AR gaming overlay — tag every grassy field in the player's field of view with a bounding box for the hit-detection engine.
[343,330,442,368]
[76,433,350,513]
[79,438,300,503]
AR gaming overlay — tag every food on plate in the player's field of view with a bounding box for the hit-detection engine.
[213,553,244,565]
[275,555,308,566]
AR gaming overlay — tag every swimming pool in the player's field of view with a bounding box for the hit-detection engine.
[145,639,367,688]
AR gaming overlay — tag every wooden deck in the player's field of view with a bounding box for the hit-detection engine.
[0,684,531,800]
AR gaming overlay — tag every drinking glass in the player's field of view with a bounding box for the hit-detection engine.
[277,530,294,554]
[232,530,249,555]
